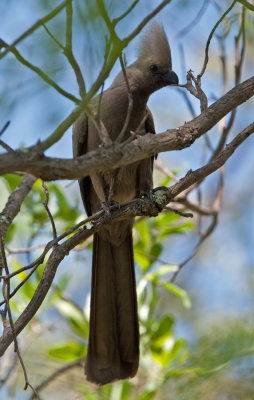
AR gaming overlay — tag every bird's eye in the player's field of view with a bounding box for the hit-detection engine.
[149,64,158,73]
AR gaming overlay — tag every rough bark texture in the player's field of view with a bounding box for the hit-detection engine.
[0,76,253,180]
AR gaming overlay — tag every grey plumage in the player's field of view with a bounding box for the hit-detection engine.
[138,23,172,69]
[72,22,178,385]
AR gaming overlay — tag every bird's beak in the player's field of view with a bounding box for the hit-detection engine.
[162,70,179,85]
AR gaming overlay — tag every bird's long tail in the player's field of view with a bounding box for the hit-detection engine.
[85,231,139,385]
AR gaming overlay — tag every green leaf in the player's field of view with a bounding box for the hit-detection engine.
[77,385,101,400]
[162,282,191,309]
[12,260,36,300]
[50,183,79,221]
[150,243,162,260]
[54,299,89,339]
[2,174,23,191]
[5,222,16,243]
[135,219,150,246]
[138,390,156,400]
[151,337,187,367]
[135,251,151,271]
[147,264,179,281]
[48,342,86,361]
[168,338,187,363]
[150,315,174,346]
[120,380,134,400]
[56,274,71,292]
[161,175,171,187]
[160,221,195,238]
[168,362,230,377]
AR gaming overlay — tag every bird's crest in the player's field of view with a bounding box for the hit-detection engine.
[138,22,172,69]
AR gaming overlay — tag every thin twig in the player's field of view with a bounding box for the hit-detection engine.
[170,172,223,282]
[164,206,193,218]
[0,353,18,388]
[30,358,84,400]
[42,23,64,49]
[174,197,218,216]
[0,238,41,399]
[113,0,140,25]
[119,110,150,148]
[116,53,133,143]
[179,69,208,112]
[167,122,254,200]
[97,0,116,38]
[176,44,197,118]
[85,106,111,146]
[42,182,57,240]
[64,0,86,97]
[155,159,178,183]
[0,39,79,104]
[175,0,209,40]
[237,0,254,11]
[198,0,237,79]
[0,207,105,285]
[0,121,10,137]
[2,264,41,305]
[6,243,46,255]
[0,121,14,153]
[0,1,67,60]
[210,5,246,162]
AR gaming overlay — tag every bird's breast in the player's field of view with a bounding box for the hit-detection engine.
[103,162,140,202]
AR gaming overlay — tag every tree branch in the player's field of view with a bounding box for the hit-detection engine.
[237,0,254,11]
[0,121,253,356]
[21,0,172,155]
[30,358,84,399]
[0,175,36,239]
[198,0,237,79]
[0,39,80,104]
[0,1,67,60]
[0,76,253,180]
[64,0,86,97]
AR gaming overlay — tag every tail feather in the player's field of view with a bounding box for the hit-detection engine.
[85,231,139,385]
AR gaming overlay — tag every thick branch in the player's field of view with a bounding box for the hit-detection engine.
[0,76,253,180]
[166,122,254,200]
[0,122,253,356]
[0,175,36,238]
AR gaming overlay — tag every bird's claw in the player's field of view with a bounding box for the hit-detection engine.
[101,200,120,217]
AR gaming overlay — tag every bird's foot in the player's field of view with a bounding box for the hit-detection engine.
[139,187,169,212]
[101,200,121,218]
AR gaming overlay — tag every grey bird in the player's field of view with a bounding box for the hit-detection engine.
[72,23,178,385]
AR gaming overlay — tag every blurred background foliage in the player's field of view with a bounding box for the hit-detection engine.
[0,0,254,399]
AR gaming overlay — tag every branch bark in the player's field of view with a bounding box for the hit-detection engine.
[0,76,253,180]
[0,121,253,357]
[0,175,36,239]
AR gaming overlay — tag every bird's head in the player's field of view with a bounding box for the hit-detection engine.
[127,23,178,95]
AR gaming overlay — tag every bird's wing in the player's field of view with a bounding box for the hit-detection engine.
[72,113,92,216]
[145,106,155,134]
